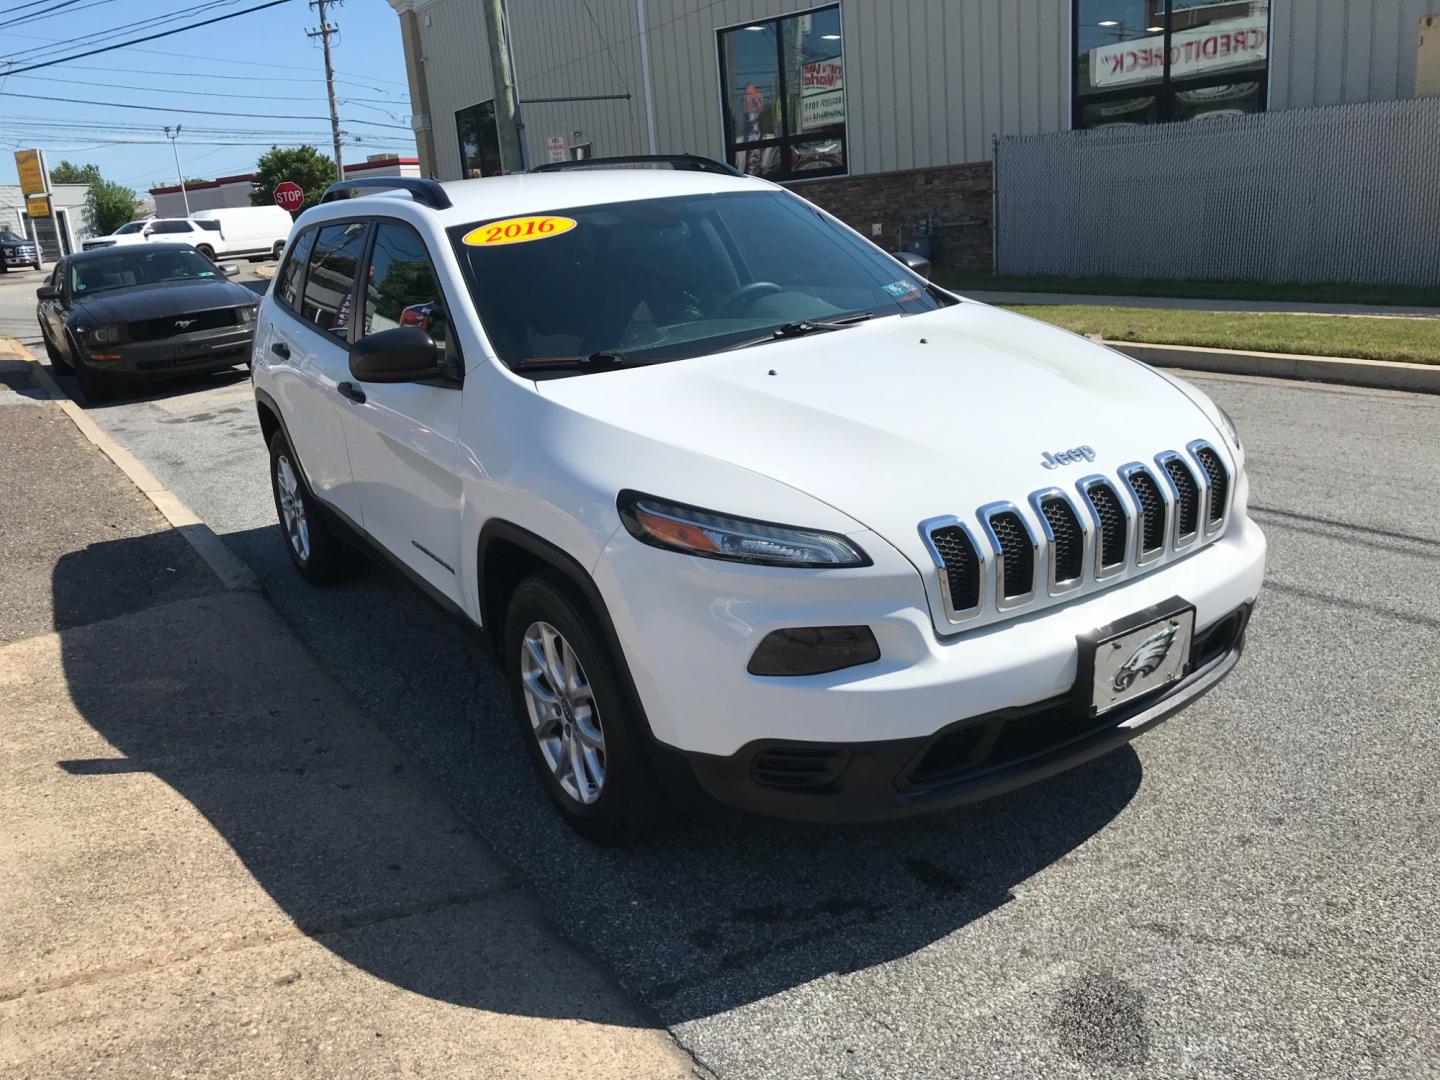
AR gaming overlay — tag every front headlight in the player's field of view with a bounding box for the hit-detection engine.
[617,491,870,567]
[89,324,123,345]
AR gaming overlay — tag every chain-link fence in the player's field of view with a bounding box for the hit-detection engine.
[995,97,1440,287]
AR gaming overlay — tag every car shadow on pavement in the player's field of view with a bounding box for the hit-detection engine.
[52,527,1143,1026]
[46,361,251,409]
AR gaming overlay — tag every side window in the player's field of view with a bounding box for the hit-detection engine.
[362,222,450,349]
[275,227,317,313]
[195,220,221,233]
[150,220,192,234]
[300,221,369,337]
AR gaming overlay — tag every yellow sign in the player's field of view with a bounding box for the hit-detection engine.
[25,194,51,218]
[462,215,577,247]
[15,149,47,196]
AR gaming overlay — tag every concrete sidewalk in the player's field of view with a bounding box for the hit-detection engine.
[961,290,1440,318]
[0,402,701,1078]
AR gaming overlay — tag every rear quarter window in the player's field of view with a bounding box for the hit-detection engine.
[275,227,318,313]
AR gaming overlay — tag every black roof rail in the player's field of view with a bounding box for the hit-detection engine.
[319,176,452,210]
[529,154,744,178]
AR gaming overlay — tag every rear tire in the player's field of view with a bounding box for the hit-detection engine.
[271,241,285,260]
[268,430,354,585]
[196,244,216,261]
[504,574,658,845]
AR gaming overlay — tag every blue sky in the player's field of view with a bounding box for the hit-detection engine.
[0,0,413,193]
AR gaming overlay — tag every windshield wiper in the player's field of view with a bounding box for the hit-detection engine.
[514,351,630,373]
[720,312,874,353]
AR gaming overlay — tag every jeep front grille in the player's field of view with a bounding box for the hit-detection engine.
[922,442,1232,626]
[1192,443,1229,530]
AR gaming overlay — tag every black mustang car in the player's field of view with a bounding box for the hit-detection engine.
[35,243,259,402]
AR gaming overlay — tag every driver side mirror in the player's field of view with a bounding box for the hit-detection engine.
[892,250,932,281]
[36,284,58,301]
[349,326,445,383]
[219,264,239,277]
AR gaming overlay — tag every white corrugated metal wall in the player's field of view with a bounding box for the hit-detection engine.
[409,0,1440,181]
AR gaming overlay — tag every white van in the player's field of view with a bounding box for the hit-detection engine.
[190,206,294,261]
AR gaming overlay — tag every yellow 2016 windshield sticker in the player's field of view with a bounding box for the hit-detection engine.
[462,215,577,247]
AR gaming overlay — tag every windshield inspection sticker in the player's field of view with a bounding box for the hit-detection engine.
[882,280,921,301]
[463,215,577,247]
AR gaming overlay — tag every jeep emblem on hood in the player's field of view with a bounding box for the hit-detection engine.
[1041,445,1096,470]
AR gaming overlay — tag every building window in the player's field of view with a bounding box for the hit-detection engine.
[456,99,502,178]
[717,4,847,181]
[1073,1,1270,129]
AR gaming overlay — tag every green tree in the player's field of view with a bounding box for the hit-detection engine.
[49,160,103,185]
[86,179,139,236]
[250,145,337,214]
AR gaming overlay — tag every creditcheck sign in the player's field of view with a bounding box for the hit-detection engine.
[1090,15,1268,88]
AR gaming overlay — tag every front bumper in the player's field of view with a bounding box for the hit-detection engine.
[79,326,254,380]
[681,603,1250,822]
[3,249,38,266]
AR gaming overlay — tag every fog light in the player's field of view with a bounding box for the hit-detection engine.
[747,626,880,676]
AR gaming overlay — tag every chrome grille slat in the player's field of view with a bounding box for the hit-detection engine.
[923,445,1234,630]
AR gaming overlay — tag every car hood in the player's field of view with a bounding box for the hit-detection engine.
[535,302,1228,609]
[70,281,256,322]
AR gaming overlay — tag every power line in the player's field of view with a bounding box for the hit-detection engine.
[5,71,339,103]
[0,0,97,30]
[0,86,411,128]
[0,1,246,64]
[0,0,294,77]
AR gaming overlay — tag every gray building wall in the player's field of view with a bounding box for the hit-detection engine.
[398,0,1440,180]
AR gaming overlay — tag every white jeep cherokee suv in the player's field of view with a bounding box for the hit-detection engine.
[251,158,1265,843]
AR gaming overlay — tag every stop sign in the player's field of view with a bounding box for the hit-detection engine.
[273,182,304,212]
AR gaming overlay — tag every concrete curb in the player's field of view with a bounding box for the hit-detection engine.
[1106,340,1440,394]
[1,335,261,593]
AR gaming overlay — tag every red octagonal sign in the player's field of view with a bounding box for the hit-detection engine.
[273,181,304,213]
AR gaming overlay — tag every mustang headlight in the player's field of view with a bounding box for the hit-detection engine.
[89,324,123,345]
[617,492,870,567]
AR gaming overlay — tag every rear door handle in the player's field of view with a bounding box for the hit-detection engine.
[337,381,367,404]
[271,341,290,359]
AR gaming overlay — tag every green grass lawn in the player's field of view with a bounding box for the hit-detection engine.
[1004,305,1440,365]
[939,272,1440,308]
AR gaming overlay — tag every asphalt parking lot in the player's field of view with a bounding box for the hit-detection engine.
[2,266,1437,1078]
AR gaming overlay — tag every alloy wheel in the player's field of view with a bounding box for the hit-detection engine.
[519,620,606,804]
[274,453,310,562]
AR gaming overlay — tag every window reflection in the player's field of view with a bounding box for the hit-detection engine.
[1075,1,1269,128]
[718,4,847,180]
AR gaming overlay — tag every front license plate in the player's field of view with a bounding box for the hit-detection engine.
[1084,604,1195,716]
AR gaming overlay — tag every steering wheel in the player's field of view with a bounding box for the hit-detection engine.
[716,281,783,317]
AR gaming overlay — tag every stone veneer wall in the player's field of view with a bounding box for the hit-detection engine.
[786,161,994,273]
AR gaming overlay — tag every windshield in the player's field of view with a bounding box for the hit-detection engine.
[70,248,222,296]
[0,231,26,244]
[115,221,144,235]
[449,191,950,371]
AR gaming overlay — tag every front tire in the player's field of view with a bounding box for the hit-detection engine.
[70,337,110,403]
[196,244,216,261]
[504,574,657,844]
[268,430,354,585]
[41,323,71,372]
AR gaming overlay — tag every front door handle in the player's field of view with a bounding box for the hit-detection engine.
[271,341,290,359]
[337,380,367,404]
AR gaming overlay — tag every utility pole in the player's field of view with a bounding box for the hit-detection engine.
[481,0,523,173]
[163,125,191,216]
[308,0,345,182]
